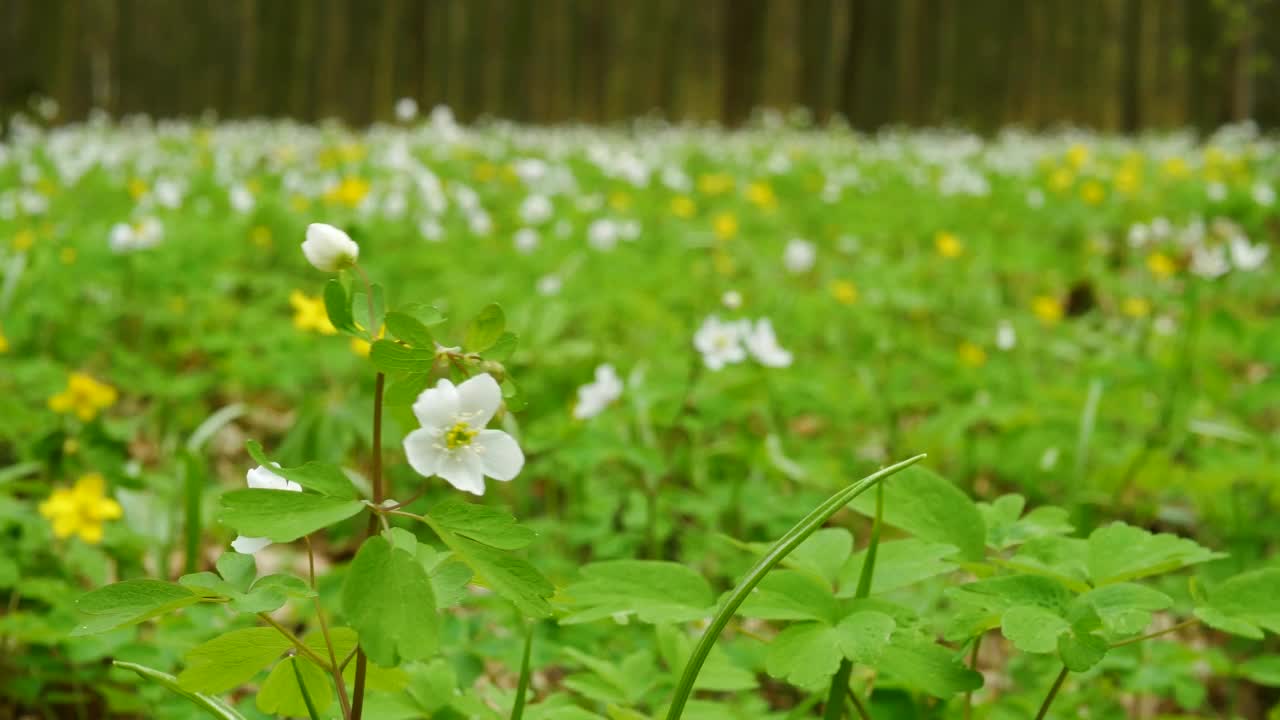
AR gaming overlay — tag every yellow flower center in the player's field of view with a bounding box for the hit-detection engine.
[444,422,478,450]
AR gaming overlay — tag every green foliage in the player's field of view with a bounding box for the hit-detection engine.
[217,489,365,542]
[341,534,439,667]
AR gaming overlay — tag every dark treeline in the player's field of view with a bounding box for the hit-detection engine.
[1,0,1277,131]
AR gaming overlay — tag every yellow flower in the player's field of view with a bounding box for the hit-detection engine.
[670,195,696,219]
[337,142,367,164]
[290,194,312,213]
[830,280,858,305]
[127,178,149,201]
[958,341,987,368]
[290,290,337,335]
[11,229,35,251]
[1122,297,1151,318]
[250,225,273,248]
[1032,295,1063,325]
[1113,165,1141,195]
[473,162,498,182]
[0,330,8,353]
[60,247,77,264]
[38,473,123,544]
[746,182,777,210]
[1050,168,1075,192]
[48,372,118,422]
[1146,252,1177,278]
[1080,180,1105,205]
[935,231,963,259]
[1065,143,1090,169]
[609,191,632,212]
[1162,157,1190,179]
[713,213,739,241]
[351,324,385,358]
[323,177,370,208]
[697,173,734,196]
[712,249,736,276]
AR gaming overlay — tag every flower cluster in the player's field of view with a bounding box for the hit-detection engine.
[38,473,122,544]
[694,316,792,371]
[48,372,118,421]
[573,364,624,420]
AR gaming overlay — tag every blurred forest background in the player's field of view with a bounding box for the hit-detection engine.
[1,0,1277,131]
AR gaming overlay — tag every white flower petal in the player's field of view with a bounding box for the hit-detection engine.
[246,465,300,492]
[413,379,459,429]
[301,223,360,272]
[231,536,272,555]
[437,450,486,495]
[456,373,502,426]
[403,427,445,478]
[476,429,524,481]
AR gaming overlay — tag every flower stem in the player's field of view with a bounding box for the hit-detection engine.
[964,632,983,720]
[1033,665,1069,720]
[823,660,854,720]
[257,613,332,672]
[350,371,386,720]
[1109,618,1198,648]
[306,537,351,719]
[845,687,871,720]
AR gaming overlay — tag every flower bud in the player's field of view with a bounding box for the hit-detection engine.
[301,223,360,272]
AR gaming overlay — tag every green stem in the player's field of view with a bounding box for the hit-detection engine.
[1033,666,1069,720]
[350,371,386,720]
[257,614,332,672]
[964,632,983,720]
[1109,618,1198,648]
[510,623,535,720]
[827,481,884,719]
[846,687,871,720]
[823,660,854,720]
[306,537,351,719]
[290,658,323,720]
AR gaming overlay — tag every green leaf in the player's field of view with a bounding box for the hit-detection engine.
[1201,567,1280,637]
[484,332,519,362]
[437,530,554,618]
[1077,583,1172,637]
[218,489,364,542]
[73,579,202,636]
[256,658,332,717]
[511,623,535,720]
[837,539,958,596]
[1086,523,1223,585]
[465,303,506,352]
[785,527,852,586]
[848,466,985,561]
[245,440,357,498]
[764,623,843,689]
[384,372,433,406]
[1001,606,1070,653]
[385,311,436,348]
[1058,629,1108,672]
[350,283,387,334]
[428,499,536,550]
[560,560,714,625]
[876,636,983,698]
[341,536,439,667]
[324,279,358,335]
[418,546,473,608]
[370,339,437,373]
[215,552,256,593]
[178,628,292,693]
[232,573,316,614]
[1238,655,1280,687]
[833,611,896,664]
[739,570,837,623]
[1006,535,1091,589]
[979,494,1074,550]
[113,661,247,720]
[664,454,925,720]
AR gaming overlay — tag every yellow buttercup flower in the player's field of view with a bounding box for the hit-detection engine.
[713,213,739,241]
[290,194,312,213]
[1162,157,1190,180]
[609,191,632,212]
[670,195,696,219]
[473,162,498,182]
[250,225,273,248]
[11,229,35,251]
[290,290,337,335]
[697,173,734,196]
[935,231,963,259]
[1032,295,1063,325]
[127,178,149,201]
[712,248,736,276]
[1049,167,1075,193]
[1146,252,1177,278]
[1122,297,1151,318]
[746,182,777,210]
[323,177,370,208]
[351,324,385,358]
[1065,144,1090,169]
[1080,180,1105,205]
[830,280,858,305]
[1114,165,1141,195]
[49,372,118,422]
[958,341,987,368]
[39,473,123,544]
[0,330,8,353]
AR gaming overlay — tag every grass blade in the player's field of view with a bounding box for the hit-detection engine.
[112,661,247,720]
[664,454,926,720]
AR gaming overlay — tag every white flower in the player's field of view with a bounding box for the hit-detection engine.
[395,97,419,122]
[573,364,624,420]
[1126,223,1150,248]
[230,465,302,555]
[721,290,743,309]
[536,274,562,296]
[588,219,618,251]
[1190,244,1230,279]
[1252,183,1275,207]
[1229,235,1268,270]
[743,318,792,368]
[402,374,523,496]
[230,184,255,214]
[108,217,163,253]
[1026,188,1045,208]
[694,315,747,371]
[468,211,493,236]
[783,238,816,274]
[419,217,443,242]
[302,223,360,271]
[519,194,553,225]
[513,228,539,254]
[995,320,1017,351]
[1207,182,1228,202]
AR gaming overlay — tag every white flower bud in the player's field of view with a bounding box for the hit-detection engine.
[301,223,360,272]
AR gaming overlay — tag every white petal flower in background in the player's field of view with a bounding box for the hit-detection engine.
[536,274,563,296]
[783,238,816,274]
[587,218,618,251]
[402,374,524,496]
[743,318,792,368]
[514,227,540,254]
[108,217,164,254]
[573,364,624,420]
[302,222,360,271]
[419,217,444,242]
[693,315,747,371]
[721,290,743,309]
[996,320,1017,351]
[468,210,493,236]
[1252,183,1275,207]
[1229,235,1269,271]
[230,465,301,555]
[395,97,419,123]
[1206,182,1227,202]
[230,184,255,214]
[1190,244,1230,279]
[519,194,553,225]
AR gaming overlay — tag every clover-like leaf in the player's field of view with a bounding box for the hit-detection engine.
[849,466,985,561]
[1087,523,1223,585]
[341,536,438,667]
[72,580,203,636]
[218,489,364,542]
[246,440,357,498]
[178,628,292,694]
[560,560,713,625]
[427,499,536,550]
